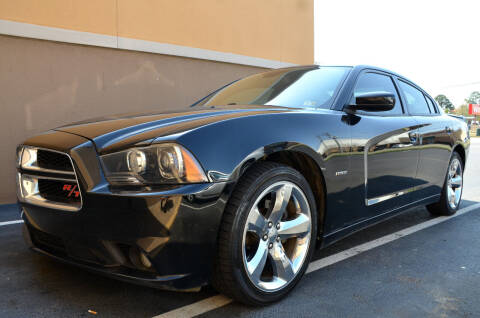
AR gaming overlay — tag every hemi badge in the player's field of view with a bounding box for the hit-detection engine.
[335,170,348,176]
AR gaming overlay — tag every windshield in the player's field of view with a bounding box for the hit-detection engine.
[193,66,350,109]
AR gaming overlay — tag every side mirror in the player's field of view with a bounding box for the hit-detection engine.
[346,92,395,112]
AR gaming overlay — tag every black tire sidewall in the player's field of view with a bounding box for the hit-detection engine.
[442,152,464,215]
[227,165,317,305]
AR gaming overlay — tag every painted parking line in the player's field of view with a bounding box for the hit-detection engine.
[152,295,232,318]
[153,202,480,318]
[306,201,480,273]
[0,220,23,227]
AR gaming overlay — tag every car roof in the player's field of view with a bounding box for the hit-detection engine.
[296,64,429,96]
[267,64,436,108]
[350,65,418,84]
[276,64,414,83]
[277,64,439,111]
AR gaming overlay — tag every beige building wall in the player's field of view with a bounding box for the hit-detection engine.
[0,0,314,64]
[0,0,314,203]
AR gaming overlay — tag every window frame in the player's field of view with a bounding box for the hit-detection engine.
[424,94,434,113]
[425,95,439,114]
[348,70,405,117]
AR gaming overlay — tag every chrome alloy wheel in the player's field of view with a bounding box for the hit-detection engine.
[242,181,312,292]
[447,158,463,209]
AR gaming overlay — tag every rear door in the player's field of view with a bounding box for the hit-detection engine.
[347,71,421,225]
[396,80,452,198]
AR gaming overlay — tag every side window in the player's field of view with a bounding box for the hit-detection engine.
[353,72,403,115]
[425,96,438,114]
[398,80,431,115]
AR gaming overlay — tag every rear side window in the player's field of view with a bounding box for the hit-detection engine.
[353,72,403,115]
[398,81,431,115]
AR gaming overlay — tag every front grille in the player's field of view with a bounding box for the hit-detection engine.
[38,179,81,205]
[37,149,73,172]
[18,147,82,211]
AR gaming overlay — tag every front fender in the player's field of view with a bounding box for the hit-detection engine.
[172,111,350,184]
[210,142,326,182]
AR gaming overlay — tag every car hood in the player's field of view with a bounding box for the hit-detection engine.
[55,105,292,154]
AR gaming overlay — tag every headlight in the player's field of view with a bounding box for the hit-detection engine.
[100,143,208,185]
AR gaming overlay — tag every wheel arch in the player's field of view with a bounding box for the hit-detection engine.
[262,150,326,243]
[230,143,327,244]
[452,144,466,167]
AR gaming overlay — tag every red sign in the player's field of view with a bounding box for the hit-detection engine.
[469,104,480,115]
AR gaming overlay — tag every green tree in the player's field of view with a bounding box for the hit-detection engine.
[434,94,454,112]
[456,104,469,116]
[465,91,480,105]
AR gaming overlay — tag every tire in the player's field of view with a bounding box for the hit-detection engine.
[212,162,317,305]
[426,152,464,216]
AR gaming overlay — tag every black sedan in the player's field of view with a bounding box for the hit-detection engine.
[16,65,469,305]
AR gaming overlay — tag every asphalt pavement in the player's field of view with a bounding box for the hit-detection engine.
[1,138,479,318]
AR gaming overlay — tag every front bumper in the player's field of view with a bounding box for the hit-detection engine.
[19,131,232,291]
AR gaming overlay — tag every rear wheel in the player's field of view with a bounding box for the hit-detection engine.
[426,152,463,216]
[212,162,317,305]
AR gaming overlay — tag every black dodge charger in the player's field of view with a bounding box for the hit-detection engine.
[16,65,469,305]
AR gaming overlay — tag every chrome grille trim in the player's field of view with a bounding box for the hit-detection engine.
[18,146,75,175]
[17,146,83,211]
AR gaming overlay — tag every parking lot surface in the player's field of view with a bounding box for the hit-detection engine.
[1,138,479,318]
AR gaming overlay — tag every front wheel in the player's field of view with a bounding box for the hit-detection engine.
[427,152,464,216]
[212,162,317,305]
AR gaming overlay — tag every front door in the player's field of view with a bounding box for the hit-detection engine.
[347,71,420,226]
